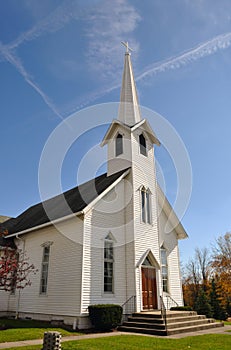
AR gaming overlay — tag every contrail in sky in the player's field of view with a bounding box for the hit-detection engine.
[0,42,64,121]
[2,0,81,52]
[136,31,231,81]
[71,31,231,113]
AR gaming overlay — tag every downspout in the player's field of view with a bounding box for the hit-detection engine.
[15,234,25,319]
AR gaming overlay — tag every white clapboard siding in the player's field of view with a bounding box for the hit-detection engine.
[0,290,10,312]
[123,171,136,302]
[8,217,84,317]
[81,180,127,313]
[131,132,161,311]
[158,208,184,306]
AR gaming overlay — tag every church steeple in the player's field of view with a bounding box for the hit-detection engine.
[118,42,141,126]
[101,42,160,177]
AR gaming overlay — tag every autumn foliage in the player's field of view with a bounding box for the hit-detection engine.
[182,233,231,320]
[0,231,37,292]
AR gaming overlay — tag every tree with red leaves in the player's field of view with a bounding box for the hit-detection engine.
[0,231,37,292]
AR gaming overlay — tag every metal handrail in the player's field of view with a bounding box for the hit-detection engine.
[121,295,136,322]
[166,295,179,310]
[160,296,167,335]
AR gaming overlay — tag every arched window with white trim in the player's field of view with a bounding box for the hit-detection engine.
[115,133,123,156]
[104,235,114,293]
[139,133,147,156]
[141,187,152,224]
[40,242,53,294]
[161,246,168,293]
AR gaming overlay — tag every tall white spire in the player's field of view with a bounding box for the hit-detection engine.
[118,42,141,126]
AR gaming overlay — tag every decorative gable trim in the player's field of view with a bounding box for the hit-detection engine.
[101,120,130,147]
[136,249,160,269]
[131,119,160,146]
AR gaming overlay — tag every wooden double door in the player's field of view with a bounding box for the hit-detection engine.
[141,267,158,310]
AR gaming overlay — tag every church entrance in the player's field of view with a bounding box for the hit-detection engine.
[141,266,157,310]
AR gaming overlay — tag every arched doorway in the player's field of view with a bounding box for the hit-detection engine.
[141,256,158,310]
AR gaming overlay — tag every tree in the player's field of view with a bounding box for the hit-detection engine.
[194,287,212,318]
[212,233,231,299]
[0,233,37,292]
[209,278,227,320]
[211,233,231,317]
[183,247,211,308]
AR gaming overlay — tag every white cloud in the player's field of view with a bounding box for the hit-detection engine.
[85,0,141,79]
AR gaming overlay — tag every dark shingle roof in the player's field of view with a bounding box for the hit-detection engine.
[0,168,129,236]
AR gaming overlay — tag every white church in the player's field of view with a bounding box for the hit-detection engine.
[0,45,187,329]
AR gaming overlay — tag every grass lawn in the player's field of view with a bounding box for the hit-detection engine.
[0,318,81,343]
[3,334,231,350]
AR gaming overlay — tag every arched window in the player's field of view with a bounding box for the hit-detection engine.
[104,236,114,293]
[40,245,51,294]
[161,246,168,293]
[115,133,123,156]
[141,187,152,224]
[139,134,147,156]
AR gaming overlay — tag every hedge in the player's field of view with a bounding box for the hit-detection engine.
[88,304,123,331]
[170,306,193,311]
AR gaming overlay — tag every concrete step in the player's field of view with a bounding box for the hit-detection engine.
[119,311,224,336]
[118,325,167,336]
[132,312,162,319]
[166,314,206,323]
[166,318,217,330]
[167,321,224,335]
[128,316,164,324]
[132,311,198,318]
[123,321,166,330]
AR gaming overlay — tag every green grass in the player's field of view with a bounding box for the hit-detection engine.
[0,318,81,343]
[3,334,231,350]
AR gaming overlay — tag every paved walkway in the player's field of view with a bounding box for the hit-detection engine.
[0,326,230,349]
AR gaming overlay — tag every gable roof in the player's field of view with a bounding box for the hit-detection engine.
[0,168,130,236]
[101,118,160,147]
[0,215,11,223]
[157,184,188,240]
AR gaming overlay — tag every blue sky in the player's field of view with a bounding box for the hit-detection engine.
[1,0,231,263]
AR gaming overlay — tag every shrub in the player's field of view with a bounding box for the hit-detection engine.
[88,304,123,331]
[170,306,193,311]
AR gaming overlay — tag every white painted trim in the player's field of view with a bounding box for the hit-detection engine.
[136,248,160,269]
[101,120,130,146]
[6,211,84,238]
[6,169,130,239]
[82,169,130,215]
[131,119,160,146]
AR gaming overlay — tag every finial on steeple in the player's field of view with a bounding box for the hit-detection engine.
[121,41,133,54]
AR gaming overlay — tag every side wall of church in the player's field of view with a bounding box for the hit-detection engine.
[0,249,11,314]
[6,217,84,321]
